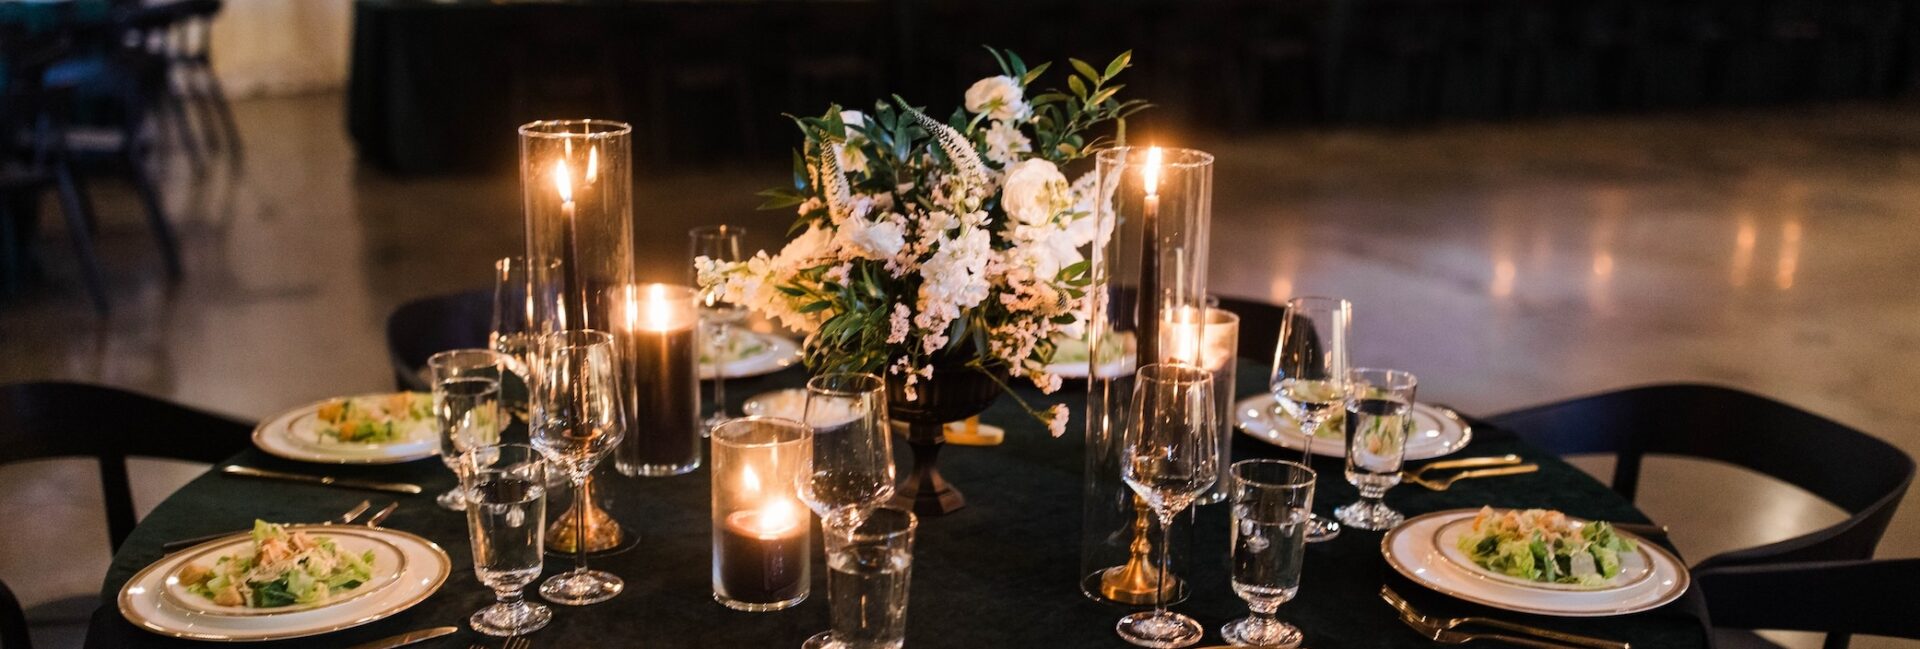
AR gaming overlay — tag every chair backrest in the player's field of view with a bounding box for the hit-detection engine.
[1697,559,1920,646]
[384,289,493,392]
[1488,384,1914,571]
[0,576,26,649]
[1214,295,1287,363]
[0,382,252,552]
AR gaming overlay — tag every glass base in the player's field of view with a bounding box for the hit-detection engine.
[1194,489,1227,506]
[435,486,467,512]
[470,601,551,637]
[1221,617,1301,648]
[1304,513,1341,542]
[616,459,702,477]
[539,568,623,605]
[1336,500,1405,531]
[801,631,836,649]
[713,590,807,612]
[1116,610,1204,648]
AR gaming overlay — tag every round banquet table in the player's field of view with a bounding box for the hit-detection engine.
[86,360,1710,648]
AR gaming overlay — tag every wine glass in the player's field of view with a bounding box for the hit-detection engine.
[1221,459,1315,648]
[691,225,748,434]
[461,444,552,636]
[492,256,561,427]
[429,349,507,511]
[529,330,626,605]
[1269,296,1350,542]
[1334,368,1417,531]
[1117,363,1218,649]
[795,372,895,532]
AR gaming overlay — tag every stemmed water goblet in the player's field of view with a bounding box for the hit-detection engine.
[795,372,898,649]
[490,255,562,422]
[429,349,507,511]
[1117,363,1219,649]
[461,444,552,636]
[1221,459,1316,648]
[691,225,748,434]
[529,330,626,605]
[1269,296,1351,542]
[1334,368,1417,531]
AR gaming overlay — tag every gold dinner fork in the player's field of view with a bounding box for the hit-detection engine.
[1397,608,1578,648]
[1381,587,1628,649]
[1404,464,1538,491]
[1403,455,1522,482]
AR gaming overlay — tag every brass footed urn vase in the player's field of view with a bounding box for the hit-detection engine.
[885,360,1001,517]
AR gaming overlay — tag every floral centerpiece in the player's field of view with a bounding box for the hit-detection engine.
[697,48,1147,438]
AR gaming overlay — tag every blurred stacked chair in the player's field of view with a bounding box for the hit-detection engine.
[150,0,241,165]
[1,27,107,312]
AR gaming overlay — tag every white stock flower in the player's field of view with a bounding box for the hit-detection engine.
[964,76,1028,121]
[842,214,907,260]
[1001,159,1070,226]
[982,120,1031,166]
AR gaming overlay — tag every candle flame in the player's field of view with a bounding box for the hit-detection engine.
[553,160,574,204]
[586,146,599,184]
[1143,146,1163,198]
[759,499,798,533]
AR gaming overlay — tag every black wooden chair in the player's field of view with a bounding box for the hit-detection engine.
[1485,384,1913,578]
[384,289,491,392]
[0,577,28,649]
[1696,558,1920,649]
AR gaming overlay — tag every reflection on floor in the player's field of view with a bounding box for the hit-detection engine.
[3,93,1919,648]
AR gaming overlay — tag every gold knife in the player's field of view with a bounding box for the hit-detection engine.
[345,626,458,649]
[222,466,423,495]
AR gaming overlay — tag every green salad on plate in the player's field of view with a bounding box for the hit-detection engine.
[1455,507,1637,588]
[176,521,376,609]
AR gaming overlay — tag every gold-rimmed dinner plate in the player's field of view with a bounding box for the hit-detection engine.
[252,394,440,465]
[119,526,450,642]
[699,331,800,380]
[1382,509,1690,617]
[1235,395,1472,460]
[1431,515,1655,593]
[160,528,409,617]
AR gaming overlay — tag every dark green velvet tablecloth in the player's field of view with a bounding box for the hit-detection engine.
[87,361,1708,648]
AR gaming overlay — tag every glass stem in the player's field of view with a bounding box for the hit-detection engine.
[711,322,728,420]
[1154,510,1175,618]
[573,478,589,573]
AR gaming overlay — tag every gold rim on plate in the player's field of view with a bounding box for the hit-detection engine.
[251,394,439,466]
[118,526,451,642]
[1381,509,1691,618]
[158,528,411,617]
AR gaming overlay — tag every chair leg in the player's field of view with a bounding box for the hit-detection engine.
[124,150,182,281]
[197,62,244,163]
[55,166,110,314]
[160,80,205,174]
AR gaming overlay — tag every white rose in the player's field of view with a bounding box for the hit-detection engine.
[982,119,1032,166]
[964,76,1028,121]
[1001,159,1069,226]
[842,215,906,260]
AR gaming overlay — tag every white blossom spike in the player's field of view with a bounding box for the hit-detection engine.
[813,137,855,224]
[905,105,987,185]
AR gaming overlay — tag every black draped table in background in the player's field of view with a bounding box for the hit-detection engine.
[86,361,1708,648]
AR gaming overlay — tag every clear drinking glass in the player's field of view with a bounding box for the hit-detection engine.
[1269,296,1351,542]
[1221,459,1315,648]
[462,444,552,636]
[529,330,626,605]
[803,508,917,649]
[1117,363,1219,649]
[491,255,562,388]
[429,349,507,511]
[1335,368,1417,531]
[691,225,749,435]
[796,373,895,532]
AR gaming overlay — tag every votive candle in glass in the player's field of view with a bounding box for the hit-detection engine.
[711,417,812,611]
[1164,305,1239,505]
[613,283,702,476]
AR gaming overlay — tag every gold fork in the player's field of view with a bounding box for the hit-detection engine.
[1382,587,1628,649]
[1404,455,1522,482]
[1397,608,1578,648]
[1404,464,1538,491]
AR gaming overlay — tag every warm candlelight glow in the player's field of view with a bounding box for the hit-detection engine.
[586,146,599,184]
[741,464,762,496]
[553,159,574,204]
[1143,146,1162,198]
[647,284,672,330]
[757,499,799,535]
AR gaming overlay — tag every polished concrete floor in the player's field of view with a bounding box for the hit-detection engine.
[3,93,1919,647]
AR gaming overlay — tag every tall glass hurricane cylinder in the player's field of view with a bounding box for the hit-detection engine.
[1082,146,1214,604]
[519,120,635,334]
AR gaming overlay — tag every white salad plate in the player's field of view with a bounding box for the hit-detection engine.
[120,526,451,642]
[1432,516,1655,593]
[251,394,439,465]
[1382,510,1690,617]
[1235,394,1472,460]
[161,529,409,616]
[700,331,800,380]
[1045,332,1135,380]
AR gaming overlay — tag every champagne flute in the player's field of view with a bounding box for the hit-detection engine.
[691,225,748,434]
[492,256,561,424]
[1334,368,1417,531]
[1269,296,1350,542]
[1117,363,1218,649]
[530,330,626,605]
[429,349,507,511]
[1221,459,1315,648]
[462,444,551,636]
[795,372,895,533]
